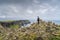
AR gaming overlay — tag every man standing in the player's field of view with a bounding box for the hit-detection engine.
[37,16,40,24]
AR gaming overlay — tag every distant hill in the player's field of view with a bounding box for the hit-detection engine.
[0,20,31,27]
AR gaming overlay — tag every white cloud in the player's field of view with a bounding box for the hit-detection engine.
[26,9,33,14]
[9,6,19,13]
[0,16,6,18]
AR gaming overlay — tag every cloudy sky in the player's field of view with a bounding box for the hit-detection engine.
[0,0,60,20]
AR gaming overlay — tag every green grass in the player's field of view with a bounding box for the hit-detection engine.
[9,25,19,29]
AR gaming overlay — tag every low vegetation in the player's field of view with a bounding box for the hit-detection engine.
[0,19,60,40]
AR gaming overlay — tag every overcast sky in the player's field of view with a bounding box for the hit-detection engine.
[0,0,60,20]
